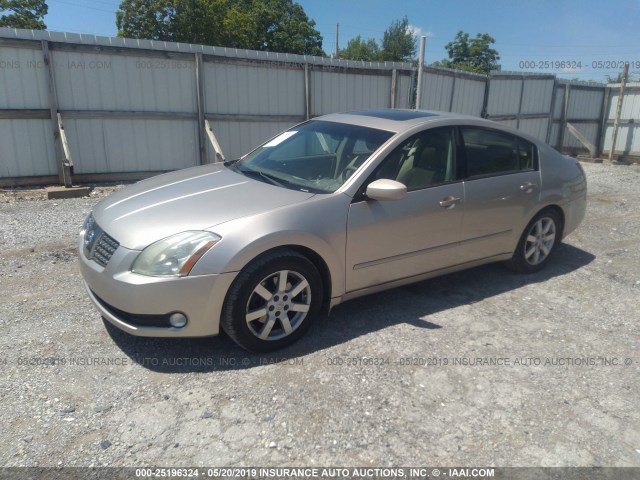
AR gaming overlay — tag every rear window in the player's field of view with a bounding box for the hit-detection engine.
[462,128,537,177]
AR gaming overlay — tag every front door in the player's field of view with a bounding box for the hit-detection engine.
[345,127,464,293]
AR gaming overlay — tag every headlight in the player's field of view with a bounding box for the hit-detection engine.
[81,213,98,253]
[132,231,221,277]
[81,212,95,234]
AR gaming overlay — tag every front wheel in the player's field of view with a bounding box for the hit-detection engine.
[507,210,561,273]
[220,249,323,352]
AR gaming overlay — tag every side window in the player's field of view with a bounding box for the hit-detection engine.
[516,138,536,170]
[368,127,456,192]
[461,128,537,177]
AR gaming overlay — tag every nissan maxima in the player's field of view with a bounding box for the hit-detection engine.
[79,110,587,352]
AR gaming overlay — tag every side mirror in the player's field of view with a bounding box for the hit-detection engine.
[366,179,407,201]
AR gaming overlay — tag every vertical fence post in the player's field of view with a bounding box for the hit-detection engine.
[597,86,611,157]
[516,75,526,130]
[608,63,629,162]
[481,77,490,118]
[195,52,207,165]
[390,68,397,108]
[557,83,570,153]
[41,40,72,187]
[448,75,456,112]
[545,79,558,145]
[304,63,311,120]
[415,36,426,110]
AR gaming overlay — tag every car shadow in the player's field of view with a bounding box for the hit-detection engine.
[104,243,595,373]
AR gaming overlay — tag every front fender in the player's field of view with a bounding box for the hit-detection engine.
[189,193,351,299]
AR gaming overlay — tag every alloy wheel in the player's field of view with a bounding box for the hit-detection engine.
[245,270,311,341]
[524,217,556,266]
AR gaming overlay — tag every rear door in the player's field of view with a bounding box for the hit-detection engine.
[458,127,541,262]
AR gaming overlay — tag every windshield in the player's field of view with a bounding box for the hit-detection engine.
[231,120,394,193]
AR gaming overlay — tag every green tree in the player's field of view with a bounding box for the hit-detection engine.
[0,0,47,29]
[221,2,258,48]
[115,0,175,41]
[170,0,228,45]
[338,35,379,62]
[338,17,416,62]
[252,0,323,55]
[116,0,324,56]
[440,31,499,75]
[379,16,416,62]
[605,71,637,83]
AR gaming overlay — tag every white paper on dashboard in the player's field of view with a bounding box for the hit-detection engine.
[263,131,297,147]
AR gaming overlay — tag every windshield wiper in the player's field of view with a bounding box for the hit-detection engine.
[223,158,240,167]
[238,168,286,188]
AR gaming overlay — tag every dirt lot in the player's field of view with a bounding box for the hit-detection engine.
[0,163,638,467]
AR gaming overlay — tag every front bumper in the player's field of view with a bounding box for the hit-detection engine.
[78,233,237,337]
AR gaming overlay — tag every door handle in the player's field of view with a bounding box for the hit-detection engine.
[439,196,462,208]
[520,182,538,192]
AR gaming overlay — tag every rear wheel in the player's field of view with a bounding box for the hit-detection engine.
[507,210,561,273]
[221,249,322,352]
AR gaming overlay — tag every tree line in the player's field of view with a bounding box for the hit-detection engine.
[1,0,500,74]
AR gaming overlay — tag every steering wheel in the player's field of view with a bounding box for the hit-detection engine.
[340,165,360,182]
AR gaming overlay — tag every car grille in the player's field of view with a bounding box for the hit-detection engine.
[92,232,119,267]
[84,215,120,267]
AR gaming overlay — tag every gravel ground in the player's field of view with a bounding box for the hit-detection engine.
[0,163,639,468]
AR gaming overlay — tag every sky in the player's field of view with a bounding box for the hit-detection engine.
[41,0,640,82]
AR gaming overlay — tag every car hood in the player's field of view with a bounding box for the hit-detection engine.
[92,164,315,250]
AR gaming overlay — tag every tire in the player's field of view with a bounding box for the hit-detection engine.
[506,209,561,273]
[220,249,323,352]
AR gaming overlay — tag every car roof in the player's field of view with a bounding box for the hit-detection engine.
[316,109,483,133]
[314,109,547,148]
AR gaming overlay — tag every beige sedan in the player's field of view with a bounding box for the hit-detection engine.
[79,110,587,352]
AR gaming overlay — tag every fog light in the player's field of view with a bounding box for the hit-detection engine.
[169,313,187,328]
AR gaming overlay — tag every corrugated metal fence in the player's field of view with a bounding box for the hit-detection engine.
[0,28,637,186]
[603,83,640,155]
